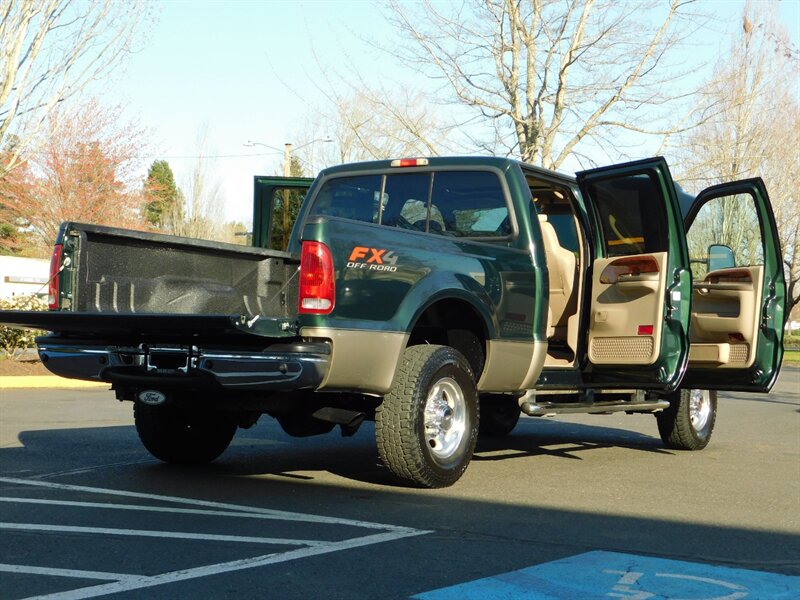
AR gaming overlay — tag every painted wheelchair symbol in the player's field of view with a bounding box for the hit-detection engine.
[605,569,748,600]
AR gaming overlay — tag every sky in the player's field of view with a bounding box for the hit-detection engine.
[98,0,800,228]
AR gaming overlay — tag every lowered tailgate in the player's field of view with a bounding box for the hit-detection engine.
[0,223,330,391]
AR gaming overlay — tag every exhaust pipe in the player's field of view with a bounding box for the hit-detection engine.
[312,407,366,437]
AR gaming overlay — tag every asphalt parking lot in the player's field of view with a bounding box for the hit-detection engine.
[1,367,798,599]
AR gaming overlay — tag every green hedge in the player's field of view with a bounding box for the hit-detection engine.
[0,294,46,359]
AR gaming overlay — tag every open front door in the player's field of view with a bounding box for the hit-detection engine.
[681,178,785,392]
[577,158,692,390]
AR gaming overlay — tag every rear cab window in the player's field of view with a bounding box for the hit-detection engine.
[308,169,512,239]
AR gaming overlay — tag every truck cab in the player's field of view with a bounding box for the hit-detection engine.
[257,157,785,396]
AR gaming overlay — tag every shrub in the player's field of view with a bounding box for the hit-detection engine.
[0,294,47,360]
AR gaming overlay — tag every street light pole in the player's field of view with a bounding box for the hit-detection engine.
[282,143,293,245]
[244,138,331,174]
[283,143,292,177]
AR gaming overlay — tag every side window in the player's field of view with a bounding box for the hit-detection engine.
[584,173,668,256]
[686,192,764,281]
[430,171,511,237]
[309,175,383,223]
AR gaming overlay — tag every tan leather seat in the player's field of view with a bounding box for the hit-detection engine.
[539,215,576,338]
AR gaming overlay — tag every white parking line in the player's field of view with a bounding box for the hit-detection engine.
[0,476,432,599]
[25,530,425,600]
[0,496,336,521]
[0,564,133,582]
[0,522,325,547]
[31,460,153,480]
[0,476,406,529]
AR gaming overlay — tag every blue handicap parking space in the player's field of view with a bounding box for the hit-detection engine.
[414,551,800,600]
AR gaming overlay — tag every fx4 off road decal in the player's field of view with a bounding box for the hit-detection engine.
[347,246,399,272]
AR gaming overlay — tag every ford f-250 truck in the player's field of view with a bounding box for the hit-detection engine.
[0,156,786,487]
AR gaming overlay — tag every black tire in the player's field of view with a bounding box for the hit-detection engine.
[376,345,479,488]
[479,394,521,436]
[134,402,237,464]
[656,388,717,450]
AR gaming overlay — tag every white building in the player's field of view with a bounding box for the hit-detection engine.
[0,256,49,298]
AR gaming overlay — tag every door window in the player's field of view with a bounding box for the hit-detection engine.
[583,173,669,257]
[686,192,764,280]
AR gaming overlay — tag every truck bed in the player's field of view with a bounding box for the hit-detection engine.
[60,222,299,317]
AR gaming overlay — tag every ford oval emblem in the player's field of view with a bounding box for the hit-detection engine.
[138,390,167,406]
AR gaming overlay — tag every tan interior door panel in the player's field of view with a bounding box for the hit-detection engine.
[689,266,763,368]
[588,252,668,365]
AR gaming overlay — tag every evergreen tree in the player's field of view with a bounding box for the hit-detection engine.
[144,160,182,229]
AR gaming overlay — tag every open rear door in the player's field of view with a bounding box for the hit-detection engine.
[577,158,692,390]
[681,178,785,391]
[253,176,314,250]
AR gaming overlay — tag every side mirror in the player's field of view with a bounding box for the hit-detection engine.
[708,244,735,272]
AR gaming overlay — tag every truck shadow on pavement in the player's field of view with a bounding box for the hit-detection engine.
[473,418,673,463]
[4,415,673,488]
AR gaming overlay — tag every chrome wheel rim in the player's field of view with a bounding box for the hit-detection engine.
[423,377,467,464]
[689,389,712,433]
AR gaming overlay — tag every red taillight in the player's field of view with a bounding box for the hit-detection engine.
[299,241,335,314]
[48,244,63,310]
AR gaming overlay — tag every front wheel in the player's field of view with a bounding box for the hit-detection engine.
[656,388,717,450]
[376,345,479,488]
[134,402,238,464]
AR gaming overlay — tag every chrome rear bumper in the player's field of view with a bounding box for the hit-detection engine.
[37,342,330,392]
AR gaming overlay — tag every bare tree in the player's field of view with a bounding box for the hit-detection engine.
[674,0,800,317]
[384,0,709,169]
[171,128,225,242]
[0,0,150,175]
[296,86,455,176]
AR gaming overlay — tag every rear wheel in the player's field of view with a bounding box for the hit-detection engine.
[376,345,478,488]
[656,388,717,450]
[134,402,237,464]
[479,394,521,436]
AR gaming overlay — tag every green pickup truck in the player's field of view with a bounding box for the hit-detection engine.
[0,156,786,487]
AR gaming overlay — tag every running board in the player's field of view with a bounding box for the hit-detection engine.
[520,399,669,417]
